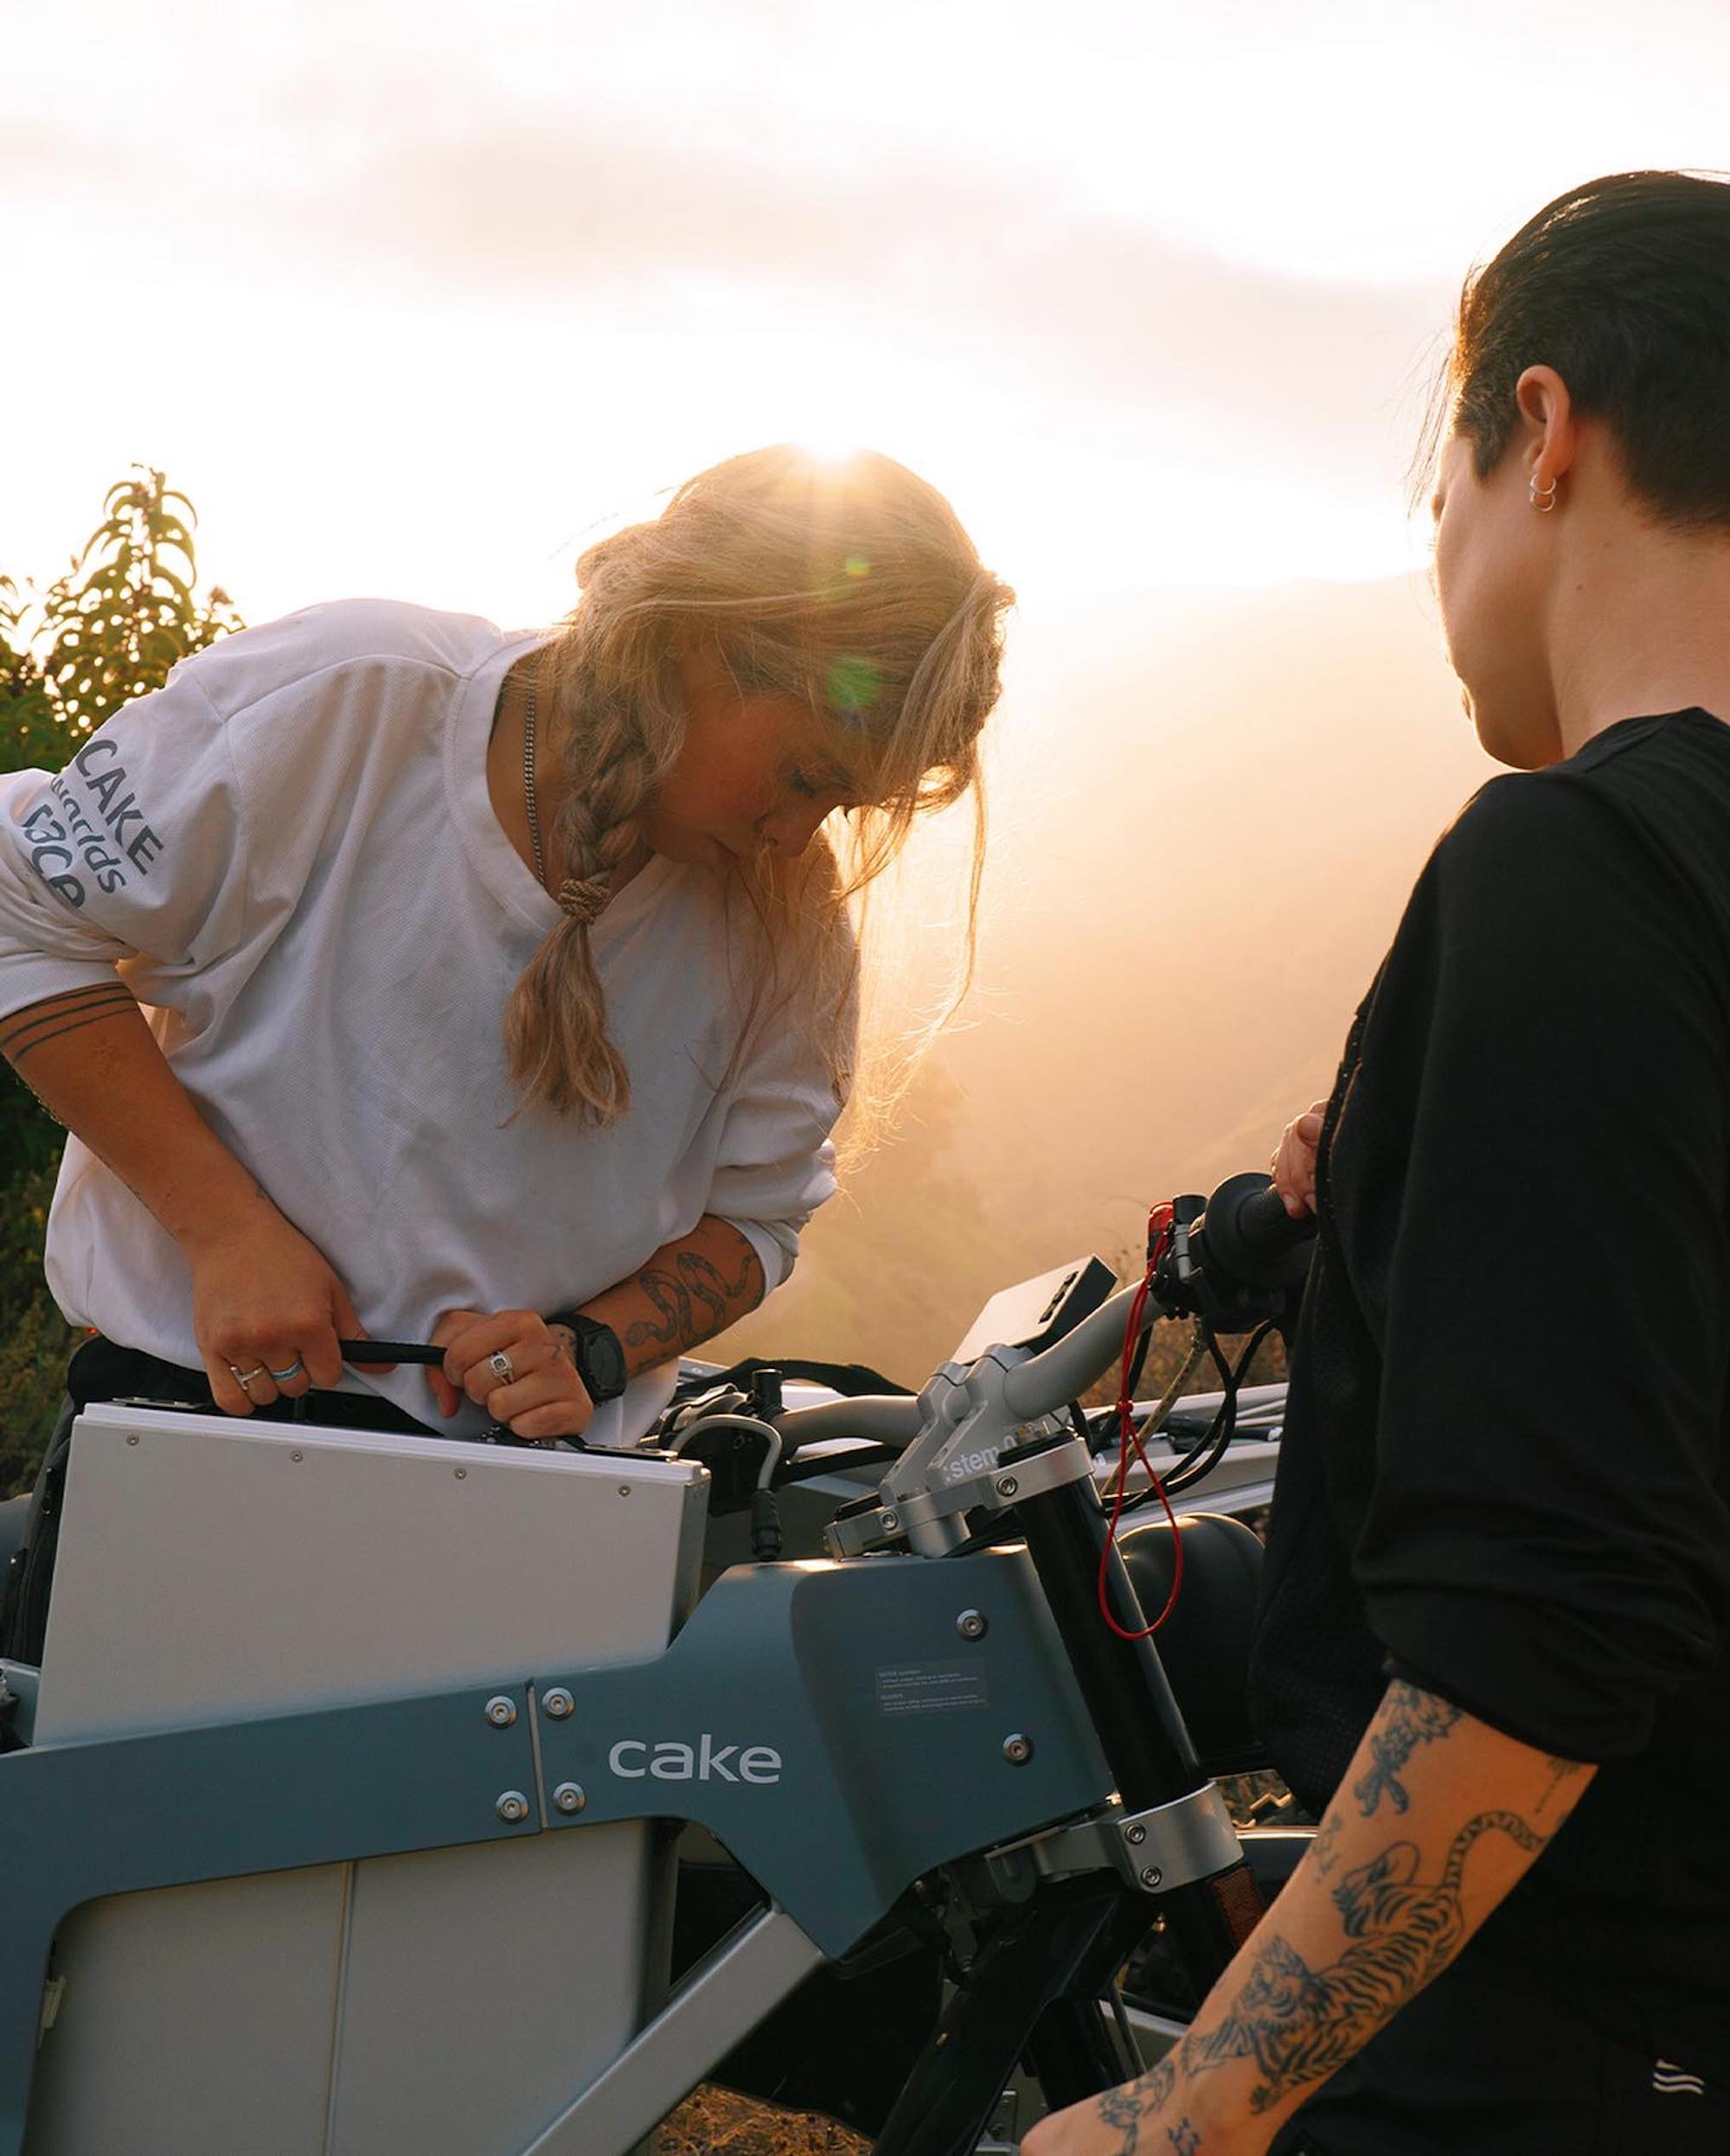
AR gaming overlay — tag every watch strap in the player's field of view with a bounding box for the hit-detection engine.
[548,1310,629,1405]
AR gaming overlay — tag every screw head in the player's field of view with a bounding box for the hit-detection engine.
[996,1475,1019,1499]
[126,1434,139,1447]
[956,1609,988,1641]
[1124,1822,1148,1846]
[541,1687,574,1720]
[454,1467,467,1481]
[618,1485,631,1497]
[495,1790,530,1825]
[484,1695,518,1729]
[879,1510,900,1532]
[290,1449,304,1463]
[553,1782,586,1814]
[1002,1733,1034,1765]
[1138,1865,1163,1890]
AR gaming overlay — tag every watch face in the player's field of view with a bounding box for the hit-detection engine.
[578,1322,627,1401]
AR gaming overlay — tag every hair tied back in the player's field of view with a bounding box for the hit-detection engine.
[556,874,611,925]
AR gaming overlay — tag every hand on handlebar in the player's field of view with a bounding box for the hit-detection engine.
[1270,1097,1328,1219]
[186,1200,381,1416]
[429,1308,596,1442]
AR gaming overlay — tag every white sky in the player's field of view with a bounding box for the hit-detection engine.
[3,0,1727,627]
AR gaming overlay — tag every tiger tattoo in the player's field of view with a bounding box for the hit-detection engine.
[1188,1809,1547,2114]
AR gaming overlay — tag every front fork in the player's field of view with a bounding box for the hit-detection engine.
[1014,1458,1264,1981]
[872,1451,1263,2156]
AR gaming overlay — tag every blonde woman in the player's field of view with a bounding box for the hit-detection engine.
[0,446,1010,1651]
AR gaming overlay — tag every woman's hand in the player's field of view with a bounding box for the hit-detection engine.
[185,1199,370,1416]
[429,1308,596,1441]
[1270,1097,1329,1219]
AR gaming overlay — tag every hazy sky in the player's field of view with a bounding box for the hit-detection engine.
[4,0,1727,628]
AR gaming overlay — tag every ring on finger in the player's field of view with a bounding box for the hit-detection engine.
[267,1358,305,1384]
[229,1363,269,1396]
[488,1349,516,1385]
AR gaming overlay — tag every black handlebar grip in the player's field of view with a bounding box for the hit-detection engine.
[1195,1172,1317,1293]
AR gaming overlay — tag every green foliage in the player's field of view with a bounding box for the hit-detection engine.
[35,468,241,739]
[0,581,70,1185]
[0,1166,77,1495]
[0,579,59,779]
[0,470,242,1481]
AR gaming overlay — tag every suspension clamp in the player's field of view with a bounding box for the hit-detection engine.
[977,1782,1240,1900]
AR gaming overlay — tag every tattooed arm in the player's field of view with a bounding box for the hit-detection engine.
[1022,1679,1595,2156]
[3,982,270,1248]
[2,984,367,1415]
[567,1215,767,1372]
[429,1217,767,1437]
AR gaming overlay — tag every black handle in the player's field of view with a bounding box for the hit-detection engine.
[336,1338,446,1366]
[1194,1172,1317,1294]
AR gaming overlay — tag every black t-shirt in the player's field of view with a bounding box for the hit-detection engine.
[1249,710,1730,2067]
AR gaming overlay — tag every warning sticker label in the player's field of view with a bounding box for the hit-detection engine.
[875,1662,990,1718]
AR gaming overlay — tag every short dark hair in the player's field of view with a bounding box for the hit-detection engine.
[1433,170,1730,531]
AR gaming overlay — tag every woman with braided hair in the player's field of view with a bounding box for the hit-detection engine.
[0,445,1010,1652]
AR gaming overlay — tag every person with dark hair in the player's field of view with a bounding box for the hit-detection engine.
[1028,170,1730,2155]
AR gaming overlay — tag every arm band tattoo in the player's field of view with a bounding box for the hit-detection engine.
[1,982,138,1065]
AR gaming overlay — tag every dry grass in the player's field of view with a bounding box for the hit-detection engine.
[660,2087,868,2155]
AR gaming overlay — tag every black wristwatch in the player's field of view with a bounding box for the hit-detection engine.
[548,1309,629,1405]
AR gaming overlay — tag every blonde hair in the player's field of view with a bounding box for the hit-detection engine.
[503,445,1014,1128]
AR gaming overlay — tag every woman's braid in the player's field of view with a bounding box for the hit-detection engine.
[503,672,672,1122]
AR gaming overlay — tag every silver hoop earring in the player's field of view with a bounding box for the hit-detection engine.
[1530,474,1559,513]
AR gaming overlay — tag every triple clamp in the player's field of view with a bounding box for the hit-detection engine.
[979,1782,1240,1901]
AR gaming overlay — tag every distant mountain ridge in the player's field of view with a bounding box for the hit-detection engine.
[716,572,1496,1382]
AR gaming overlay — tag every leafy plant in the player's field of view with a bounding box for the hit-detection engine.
[35,467,241,738]
[0,1168,77,1495]
[0,578,58,779]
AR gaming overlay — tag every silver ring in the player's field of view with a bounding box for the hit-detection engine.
[488,1350,516,1385]
[267,1358,304,1384]
[229,1363,268,1395]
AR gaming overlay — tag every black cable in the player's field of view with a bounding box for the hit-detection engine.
[1160,1320,1278,1500]
[775,1443,901,1486]
[1119,1318,1277,1510]
[1115,1323,1230,1513]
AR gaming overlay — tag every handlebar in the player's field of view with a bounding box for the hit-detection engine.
[1001,1283,1144,1421]
[771,1394,925,1449]
[330,1182,1312,1443]
[773,1173,1317,1446]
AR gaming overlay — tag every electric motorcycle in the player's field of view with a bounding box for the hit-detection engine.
[0,1171,1313,2156]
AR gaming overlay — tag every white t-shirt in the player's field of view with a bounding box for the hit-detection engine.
[0,600,845,1442]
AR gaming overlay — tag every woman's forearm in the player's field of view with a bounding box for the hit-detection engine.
[576,1214,768,1374]
[0,983,271,1252]
[1031,1679,1597,2154]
